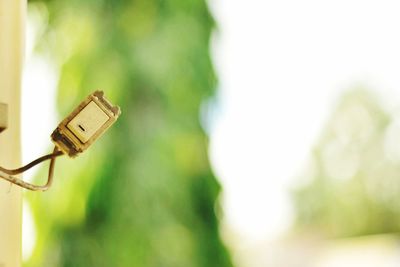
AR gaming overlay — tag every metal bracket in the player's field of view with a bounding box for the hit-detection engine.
[0,103,8,133]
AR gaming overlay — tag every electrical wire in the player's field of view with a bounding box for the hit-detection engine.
[0,146,64,191]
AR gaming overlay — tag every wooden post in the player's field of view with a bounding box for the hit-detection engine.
[0,0,25,266]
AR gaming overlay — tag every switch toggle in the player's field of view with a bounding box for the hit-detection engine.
[67,101,110,143]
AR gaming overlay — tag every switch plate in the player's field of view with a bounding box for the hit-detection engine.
[51,91,121,157]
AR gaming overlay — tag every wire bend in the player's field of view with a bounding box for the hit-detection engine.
[0,146,64,191]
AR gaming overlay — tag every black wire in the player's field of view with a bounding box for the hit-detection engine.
[0,149,63,175]
[0,146,64,191]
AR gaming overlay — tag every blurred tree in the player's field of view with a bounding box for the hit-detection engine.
[293,89,400,238]
[26,0,232,267]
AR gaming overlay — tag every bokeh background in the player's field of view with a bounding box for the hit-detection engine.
[20,0,400,267]
[22,0,232,267]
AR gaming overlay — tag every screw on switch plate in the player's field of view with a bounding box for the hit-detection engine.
[0,103,7,133]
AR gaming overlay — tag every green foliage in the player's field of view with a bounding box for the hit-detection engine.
[26,0,232,266]
[293,89,400,238]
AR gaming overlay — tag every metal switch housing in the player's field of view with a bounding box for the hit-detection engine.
[51,91,121,157]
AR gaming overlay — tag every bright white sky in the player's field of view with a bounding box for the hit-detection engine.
[21,6,57,260]
[208,0,400,248]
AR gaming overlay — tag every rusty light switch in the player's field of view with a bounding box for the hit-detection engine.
[51,91,121,157]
